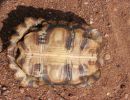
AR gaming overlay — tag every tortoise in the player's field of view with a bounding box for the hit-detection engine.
[0,17,102,87]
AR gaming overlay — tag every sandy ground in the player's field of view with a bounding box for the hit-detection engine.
[0,0,130,100]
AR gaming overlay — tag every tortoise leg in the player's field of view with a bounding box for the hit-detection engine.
[10,17,44,44]
[91,29,102,44]
[0,18,44,52]
[87,69,101,86]
[8,47,38,87]
[7,18,45,87]
[77,68,101,87]
[87,29,102,44]
[9,56,38,87]
[78,62,100,87]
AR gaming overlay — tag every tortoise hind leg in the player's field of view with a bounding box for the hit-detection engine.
[8,43,38,87]
[8,54,38,87]
[87,69,101,86]
[77,70,101,87]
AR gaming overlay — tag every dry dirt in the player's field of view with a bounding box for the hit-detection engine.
[0,0,130,100]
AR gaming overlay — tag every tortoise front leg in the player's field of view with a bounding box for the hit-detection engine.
[10,59,38,87]
[0,18,44,52]
[7,17,45,87]
[10,17,44,44]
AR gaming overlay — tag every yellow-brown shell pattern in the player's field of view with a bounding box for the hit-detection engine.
[7,17,102,87]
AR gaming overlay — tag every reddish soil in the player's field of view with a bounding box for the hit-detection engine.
[0,0,130,100]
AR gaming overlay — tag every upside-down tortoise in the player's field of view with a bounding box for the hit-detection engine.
[0,17,102,87]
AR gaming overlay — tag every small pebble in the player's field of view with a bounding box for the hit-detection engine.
[90,18,94,24]
[21,2,25,5]
[2,90,9,96]
[25,95,33,100]
[106,92,111,96]
[104,33,109,38]
[84,2,88,5]
[104,54,111,60]
[113,7,118,12]
[70,96,78,100]
[0,85,9,96]
[19,86,25,93]
[2,86,7,91]
[125,94,129,100]
[98,57,104,66]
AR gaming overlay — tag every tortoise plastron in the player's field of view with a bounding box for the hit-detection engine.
[1,16,102,87]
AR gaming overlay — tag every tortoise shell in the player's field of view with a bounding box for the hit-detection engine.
[6,17,102,87]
